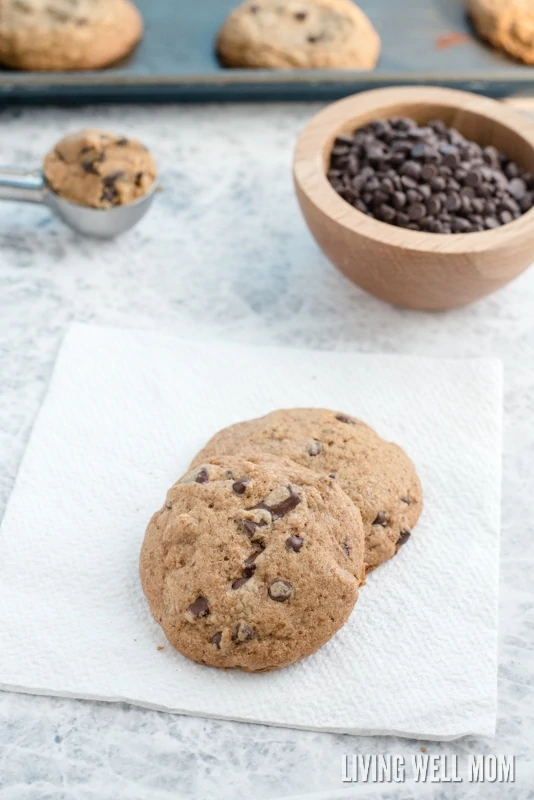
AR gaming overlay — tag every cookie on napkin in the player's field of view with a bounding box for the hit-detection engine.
[140,454,365,672]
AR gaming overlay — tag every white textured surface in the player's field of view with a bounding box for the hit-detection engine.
[0,324,502,739]
[0,103,533,799]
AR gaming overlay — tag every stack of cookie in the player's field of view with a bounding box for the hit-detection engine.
[140,408,422,672]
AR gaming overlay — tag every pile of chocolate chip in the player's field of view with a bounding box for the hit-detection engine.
[327,117,534,233]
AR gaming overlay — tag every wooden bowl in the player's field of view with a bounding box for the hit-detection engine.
[293,86,534,310]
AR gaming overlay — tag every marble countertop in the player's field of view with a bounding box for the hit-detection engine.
[0,102,533,800]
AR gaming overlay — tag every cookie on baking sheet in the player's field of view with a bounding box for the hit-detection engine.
[0,0,143,71]
[140,454,365,672]
[216,0,380,69]
[192,409,423,572]
[468,0,534,65]
[43,129,156,209]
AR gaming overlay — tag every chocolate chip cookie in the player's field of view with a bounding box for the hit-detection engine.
[469,0,534,65]
[217,0,380,69]
[192,409,423,572]
[0,0,143,71]
[140,454,365,672]
[43,129,157,209]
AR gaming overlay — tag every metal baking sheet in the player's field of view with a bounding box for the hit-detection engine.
[1,0,534,103]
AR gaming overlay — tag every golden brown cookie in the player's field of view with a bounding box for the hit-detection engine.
[217,0,380,69]
[192,409,423,572]
[0,0,143,71]
[43,129,157,209]
[140,454,365,672]
[469,0,534,65]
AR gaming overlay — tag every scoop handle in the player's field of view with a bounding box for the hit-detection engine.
[0,167,46,204]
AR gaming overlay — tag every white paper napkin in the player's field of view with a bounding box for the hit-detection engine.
[0,324,502,740]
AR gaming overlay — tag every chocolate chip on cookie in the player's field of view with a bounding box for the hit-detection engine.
[188,597,209,618]
[373,511,388,527]
[336,413,356,424]
[255,485,301,518]
[232,575,251,590]
[306,440,323,456]
[397,529,411,547]
[286,535,304,552]
[268,580,293,602]
[244,549,262,567]
[233,623,256,643]
[232,479,249,494]
[243,519,259,537]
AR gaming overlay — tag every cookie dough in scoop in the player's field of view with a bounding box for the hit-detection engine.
[43,129,157,210]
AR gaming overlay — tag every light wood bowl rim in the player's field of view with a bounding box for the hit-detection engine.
[294,86,534,255]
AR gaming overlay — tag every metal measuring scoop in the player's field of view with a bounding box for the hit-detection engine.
[0,165,157,239]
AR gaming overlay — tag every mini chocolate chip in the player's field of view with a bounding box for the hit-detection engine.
[306,440,322,456]
[500,210,513,224]
[249,3,259,10]
[329,473,336,479]
[233,623,256,643]
[242,565,256,579]
[211,632,222,648]
[465,171,481,188]
[378,204,396,222]
[392,191,407,209]
[286,535,304,553]
[243,519,257,537]
[335,413,356,424]
[401,495,411,504]
[421,163,438,181]
[135,171,144,187]
[397,529,411,547]
[232,479,249,495]
[232,576,250,590]
[188,597,209,617]
[400,160,421,180]
[116,137,129,146]
[342,540,352,557]
[307,34,322,43]
[294,10,307,19]
[509,178,527,200]
[268,580,293,602]
[195,468,209,484]
[426,196,441,216]
[373,511,388,526]
[407,202,426,221]
[446,193,461,212]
